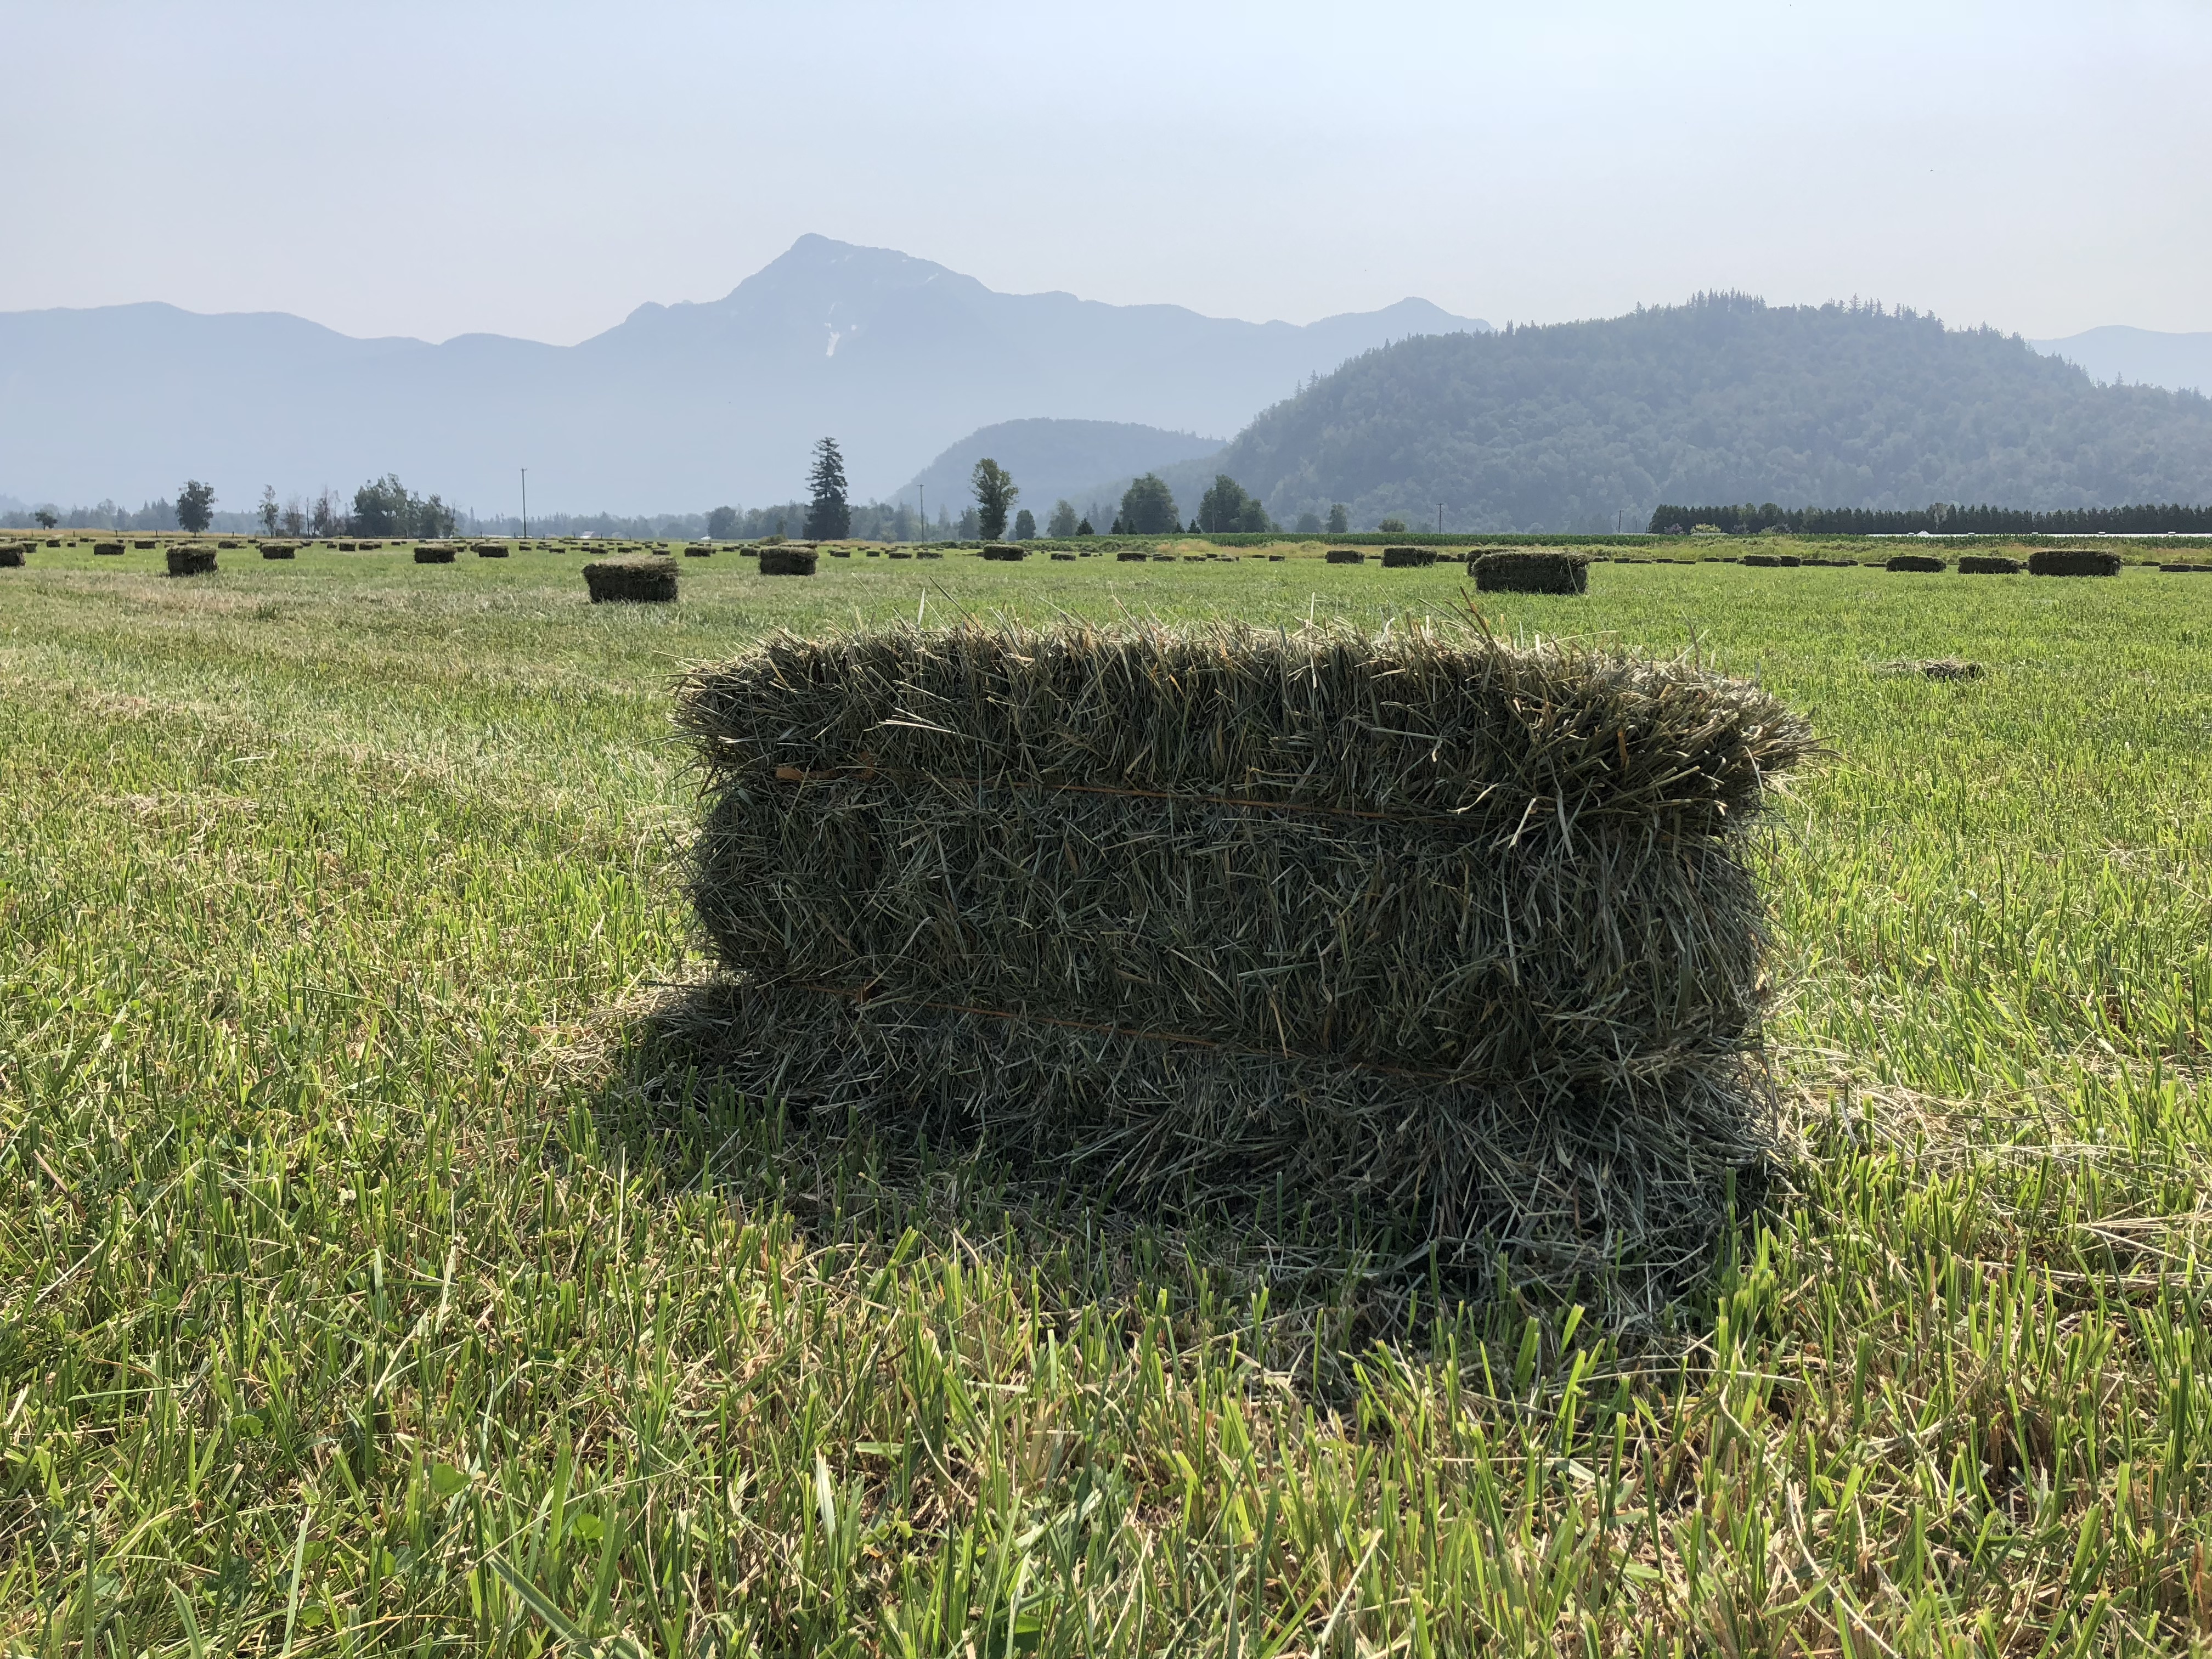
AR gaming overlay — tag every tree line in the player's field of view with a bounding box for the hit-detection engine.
[1647,501,2212,535]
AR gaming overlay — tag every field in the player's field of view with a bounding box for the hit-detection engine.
[4,540,2211,1654]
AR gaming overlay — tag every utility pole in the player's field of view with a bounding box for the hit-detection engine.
[918,484,925,542]
[521,469,529,539]
[1437,503,1444,534]
[1616,509,1623,534]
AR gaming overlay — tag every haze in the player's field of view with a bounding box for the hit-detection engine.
[5,1,2207,348]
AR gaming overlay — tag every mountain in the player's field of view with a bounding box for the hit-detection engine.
[901,419,1223,524]
[0,236,1486,514]
[2030,326,2212,395]
[1200,295,2212,534]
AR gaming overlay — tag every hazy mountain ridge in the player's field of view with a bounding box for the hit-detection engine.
[2030,325,2212,395]
[0,236,1487,513]
[1202,296,2212,533]
[901,420,1224,527]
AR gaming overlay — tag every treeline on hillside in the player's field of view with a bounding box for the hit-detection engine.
[1204,294,2212,534]
[1650,501,2212,535]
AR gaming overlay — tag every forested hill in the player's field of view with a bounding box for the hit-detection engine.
[1212,294,2212,533]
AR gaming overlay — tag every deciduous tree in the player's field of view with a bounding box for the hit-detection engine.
[177,480,217,534]
[971,459,1018,540]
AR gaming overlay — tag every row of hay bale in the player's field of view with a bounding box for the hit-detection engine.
[667,618,1816,1305]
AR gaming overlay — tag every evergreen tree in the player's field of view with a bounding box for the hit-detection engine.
[1075,517,1093,535]
[804,437,851,540]
[970,459,1018,540]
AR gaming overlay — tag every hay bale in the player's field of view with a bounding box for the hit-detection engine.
[1739,554,1802,568]
[415,545,456,564]
[1380,545,1438,568]
[1324,548,1365,565]
[0,544,23,568]
[262,544,296,560]
[217,540,240,549]
[980,546,1026,561]
[685,546,714,558]
[758,547,819,577]
[1957,554,2023,574]
[133,540,155,550]
[583,558,678,603]
[1472,551,1589,594]
[2158,562,2211,573]
[672,619,1813,1304]
[889,551,914,560]
[2028,548,2123,577]
[92,540,124,556]
[917,550,944,560]
[1267,554,1286,561]
[1050,551,1077,561]
[474,542,509,557]
[1116,550,1149,562]
[1885,554,1945,573]
[166,546,217,577]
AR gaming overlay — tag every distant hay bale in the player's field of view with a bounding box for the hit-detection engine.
[336,541,358,551]
[133,539,156,550]
[2028,548,2123,577]
[166,546,217,577]
[1116,550,1149,562]
[1739,554,1802,568]
[828,548,852,558]
[217,540,240,549]
[583,558,678,603]
[2158,562,2211,573]
[1051,551,1077,561]
[93,540,124,556]
[980,546,1026,561]
[1267,554,1286,561]
[0,544,23,568]
[889,550,914,560]
[671,620,1813,1307]
[1472,550,1590,594]
[917,550,943,559]
[474,542,509,557]
[1885,554,1945,573]
[1380,545,1438,568]
[685,545,714,557]
[1957,554,2023,574]
[758,547,818,577]
[414,545,456,564]
[262,544,296,560]
[1324,548,1365,565]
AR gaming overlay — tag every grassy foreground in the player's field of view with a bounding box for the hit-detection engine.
[3,543,2211,1655]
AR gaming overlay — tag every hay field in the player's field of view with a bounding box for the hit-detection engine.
[4,540,2211,1653]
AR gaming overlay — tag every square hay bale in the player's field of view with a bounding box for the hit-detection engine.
[93,540,124,556]
[166,546,217,577]
[1958,554,2023,574]
[262,544,296,560]
[583,558,678,603]
[889,551,914,560]
[217,540,240,549]
[672,619,1814,1306]
[133,540,156,550]
[1380,544,1438,568]
[0,544,24,568]
[917,550,943,560]
[829,548,853,558]
[1050,551,1076,561]
[474,542,509,557]
[758,547,819,577]
[1324,548,1365,564]
[685,545,714,557]
[414,545,456,564]
[1739,554,1803,568]
[2158,562,2211,573]
[980,545,1026,561]
[1116,550,1149,562]
[337,541,358,551]
[2028,548,2123,577]
[865,550,882,558]
[1884,554,1945,573]
[1472,550,1589,594]
[1267,554,1286,561]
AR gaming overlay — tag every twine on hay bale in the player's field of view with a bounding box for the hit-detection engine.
[669,618,1814,1312]
[1324,548,1365,564]
[1380,545,1438,568]
[583,558,678,603]
[166,546,217,577]
[1472,550,1589,594]
[1885,554,1945,573]
[758,547,818,577]
[2028,548,2123,577]
[1957,555,2022,574]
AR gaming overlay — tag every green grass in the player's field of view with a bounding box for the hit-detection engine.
[4,541,2211,1655]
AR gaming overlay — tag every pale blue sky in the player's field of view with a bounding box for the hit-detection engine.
[4,0,2207,345]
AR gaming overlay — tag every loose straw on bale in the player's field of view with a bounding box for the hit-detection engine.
[670,619,1813,1310]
